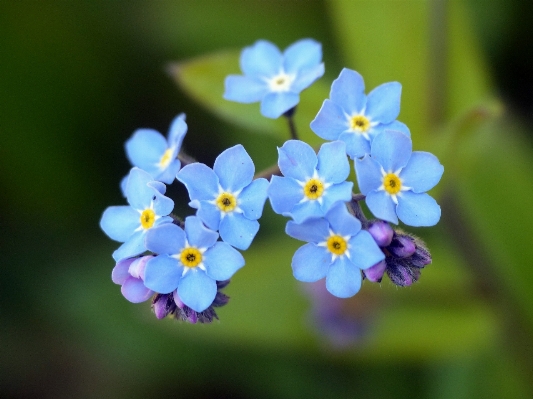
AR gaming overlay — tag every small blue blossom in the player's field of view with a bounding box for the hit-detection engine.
[268,140,353,224]
[177,144,269,250]
[355,130,444,226]
[124,114,187,185]
[143,216,245,312]
[112,256,154,303]
[224,39,325,119]
[100,167,174,261]
[286,202,385,298]
[310,68,409,159]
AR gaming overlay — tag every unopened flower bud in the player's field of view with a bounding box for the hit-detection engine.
[388,235,416,258]
[386,258,421,287]
[367,220,394,247]
[363,260,387,283]
[152,294,173,319]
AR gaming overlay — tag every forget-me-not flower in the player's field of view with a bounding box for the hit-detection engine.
[224,39,325,119]
[177,144,269,250]
[100,167,174,261]
[286,202,385,298]
[310,68,409,159]
[124,114,187,185]
[355,130,444,226]
[112,256,154,303]
[143,216,245,312]
[268,140,353,224]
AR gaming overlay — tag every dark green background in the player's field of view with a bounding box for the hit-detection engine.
[2,1,533,398]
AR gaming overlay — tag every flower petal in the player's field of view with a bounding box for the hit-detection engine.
[177,163,219,200]
[125,129,167,175]
[354,155,382,194]
[167,113,188,148]
[310,99,347,141]
[400,151,444,193]
[194,200,221,231]
[219,213,259,250]
[223,75,269,103]
[283,38,322,75]
[156,159,181,185]
[126,168,157,210]
[320,181,353,213]
[285,218,330,243]
[203,242,245,281]
[365,81,402,124]
[267,175,303,215]
[184,216,219,249]
[144,255,182,294]
[240,40,282,78]
[292,243,330,282]
[151,188,174,217]
[277,140,317,181]
[178,269,217,312]
[326,257,362,298]
[238,178,269,220]
[145,223,186,255]
[121,276,154,303]
[260,91,299,119]
[291,199,324,224]
[112,230,146,261]
[371,130,412,172]
[339,131,371,159]
[330,68,366,113]
[214,144,254,192]
[365,190,398,224]
[100,206,139,242]
[347,231,385,270]
[396,192,441,227]
[371,120,411,138]
[291,63,325,93]
[325,202,361,237]
[317,140,350,183]
[112,258,136,285]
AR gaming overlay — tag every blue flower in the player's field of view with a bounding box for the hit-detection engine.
[268,140,353,224]
[355,130,444,226]
[176,144,269,250]
[224,39,325,119]
[310,68,409,159]
[112,256,154,303]
[100,167,174,261]
[143,216,245,312]
[286,202,385,298]
[124,114,187,185]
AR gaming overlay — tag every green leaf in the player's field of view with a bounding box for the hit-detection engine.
[168,50,329,146]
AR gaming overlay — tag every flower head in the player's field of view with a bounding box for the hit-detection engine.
[310,68,409,159]
[143,216,244,312]
[100,167,174,261]
[355,130,444,226]
[176,144,269,250]
[124,114,187,185]
[224,39,325,118]
[112,256,154,303]
[286,202,385,298]
[268,140,353,224]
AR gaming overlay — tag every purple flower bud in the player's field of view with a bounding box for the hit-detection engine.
[386,258,421,287]
[367,220,394,247]
[128,255,154,280]
[388,235,416,258]
[153,294,172,319]
[363,260,387,283]
[410,243,432,267]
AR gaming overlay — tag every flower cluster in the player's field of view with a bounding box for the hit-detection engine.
[101,37,443,326]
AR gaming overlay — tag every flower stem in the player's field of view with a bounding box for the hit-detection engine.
[349,193,368,224]
[283,107,298,140]
[178,152,196,167]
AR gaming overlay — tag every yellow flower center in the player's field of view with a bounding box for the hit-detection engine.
[159,148,173,168]
[303,178,324,200]
[140,209,156,229]
[216,192,237,213]
[327,235,347,256]
[383,173,402,195]
[180,247,202,268]
[350,115,370,132]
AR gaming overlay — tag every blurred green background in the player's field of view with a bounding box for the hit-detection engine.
[2,1,533,398]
